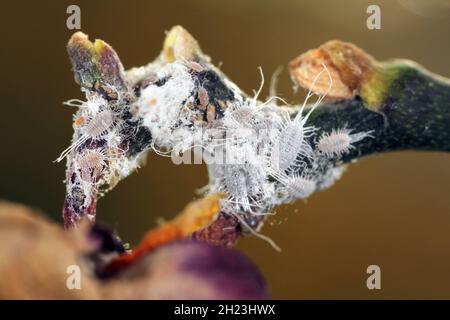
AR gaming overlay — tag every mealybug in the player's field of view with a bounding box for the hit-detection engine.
[317,128,373,157]
[269,168,316,200]
[76,149,108,183]
[56,103,117,163]
[269,63,333,172]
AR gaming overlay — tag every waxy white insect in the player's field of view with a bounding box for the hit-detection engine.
[56,96,118,162]
[268,167,316,200]
[76,149,108,183]
[269,63,333,172]
[216,143,270,214]
[317,128,373,157]
[224,67,288,130]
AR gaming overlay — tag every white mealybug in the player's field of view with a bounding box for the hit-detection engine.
[224,67,288,130]
[270,115,314,171]
[216,159,280,251]
[269,63,333,172]
[285,175,316,199]
[56,97,117,162]
[317,128,373,157]
[221,164,253,212]
[76,149,108,183]
[212,142,272,214]
[268,167,316,201]
[84,108,115,138]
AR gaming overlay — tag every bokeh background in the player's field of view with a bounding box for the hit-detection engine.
[1,0,450,299]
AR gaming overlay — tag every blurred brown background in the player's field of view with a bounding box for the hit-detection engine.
[1,0,450,299]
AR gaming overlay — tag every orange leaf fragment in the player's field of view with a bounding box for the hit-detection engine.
[106,193,223,273]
